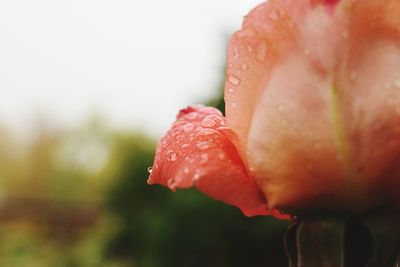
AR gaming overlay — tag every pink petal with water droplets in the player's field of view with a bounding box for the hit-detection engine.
[227,0,400,213]
[148,106,287,218]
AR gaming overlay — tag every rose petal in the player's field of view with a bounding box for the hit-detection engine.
[225,0,295,153]
[338,0,400,210]
[227,0,400,212]
[148,105,287,218]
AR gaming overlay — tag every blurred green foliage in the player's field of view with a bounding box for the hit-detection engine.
[0,96,290,266]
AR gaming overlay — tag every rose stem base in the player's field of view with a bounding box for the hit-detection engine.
[284,211,400,267]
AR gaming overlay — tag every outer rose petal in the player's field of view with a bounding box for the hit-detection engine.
[227,0,400,213]
[148,106,287,218]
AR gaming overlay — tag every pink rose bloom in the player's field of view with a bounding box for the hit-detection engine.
[148,0,400,218]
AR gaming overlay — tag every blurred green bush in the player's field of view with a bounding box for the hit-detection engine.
[0,97,289,267]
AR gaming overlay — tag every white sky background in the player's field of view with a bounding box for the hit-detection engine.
[0,0,262,138]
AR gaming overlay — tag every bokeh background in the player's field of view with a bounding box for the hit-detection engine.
[0,0,290,266]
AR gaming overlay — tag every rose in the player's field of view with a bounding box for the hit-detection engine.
[148,0,400,218]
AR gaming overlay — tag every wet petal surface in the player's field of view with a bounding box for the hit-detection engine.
[227,0,400,212]
[148,106,283,217]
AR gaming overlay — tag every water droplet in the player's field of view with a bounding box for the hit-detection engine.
[394,79,400,88]
[257,41,268,61]
[197,141,210,151]
[241,63,248,71]
[304,49,311,56]
[162,139,167,149]
[166,150,177,162]
[200,153,209,164]
[231,102,237,109]
[237,28,255,38]
[193,170,202,181]
[228,74,240,85]
[185,112,198,120]
[181,144,189,149]
[233,46,239,59]
[201,118,216,128]
[228,88,235,93]
[269,9,279,21]
[197,128,216,136]
[218,153,225,159]
[183,167,189,174]
[246,45,253,53]
[183,123,195,132]
[167,178,177,190]
[147,167,153,173]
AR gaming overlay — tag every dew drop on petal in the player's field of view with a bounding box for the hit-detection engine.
[183,167,189,174]
[161,140,167,149]
[394,79,400,88]
[228,88,235,93]
[197,141,210,151]
[185,112,198,120]
[201,118,216,128]
[183,123,195,132]
[231,102,237,109]
[228,74,240,85]
[167,178,177,190]
[268,9,279,21]
[233,46,239,59]
[193,170,202,181]
[257,41,268,61]
[200,153,209,164]
[196,128,216,136]
[241,63,248,71]
[181,143,189,149]
[147,167,153,173]
[237,28,255,38]
[218,152,225,160]
[166,150,177,162]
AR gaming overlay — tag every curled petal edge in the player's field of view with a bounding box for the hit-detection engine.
[148,105,290,219]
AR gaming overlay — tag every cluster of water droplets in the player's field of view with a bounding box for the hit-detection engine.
[149,110,231,191]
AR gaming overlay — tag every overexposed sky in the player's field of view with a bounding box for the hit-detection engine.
[0,0,262,137]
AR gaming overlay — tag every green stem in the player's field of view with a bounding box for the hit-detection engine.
[284,212,400,267]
